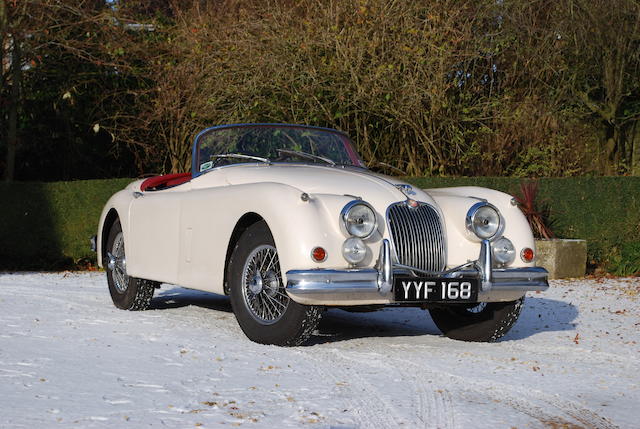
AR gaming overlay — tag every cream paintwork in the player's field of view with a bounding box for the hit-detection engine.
[97,163,535,301]
[427,186,536,268]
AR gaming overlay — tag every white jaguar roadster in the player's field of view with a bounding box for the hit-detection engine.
[96,124,548,345]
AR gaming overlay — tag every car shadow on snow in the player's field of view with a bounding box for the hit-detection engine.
[310,307,440,345]
[146,288,578,344]
[309,296,578,345]
[503,296,579,341]
[151,287,232,313]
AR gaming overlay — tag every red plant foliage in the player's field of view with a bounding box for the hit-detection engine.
[514,181,555,240]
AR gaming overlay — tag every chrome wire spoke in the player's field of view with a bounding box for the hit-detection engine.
[259,293,275,320]
[241,244,289,325]
[259,248,272,273]
[264,251,277,273]
[263,297,277,319]
[272,289,288,300]
[111,232,129,293]
[263,292,287,310]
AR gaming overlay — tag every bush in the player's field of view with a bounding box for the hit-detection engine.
[608,242,640,276]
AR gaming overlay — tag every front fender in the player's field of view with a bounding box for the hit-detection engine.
[427,186,535,268]
[96,180,144,268]
[266,192,384,273]
[176,182,379,294]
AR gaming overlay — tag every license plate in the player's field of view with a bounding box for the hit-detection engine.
[394,277,479,302]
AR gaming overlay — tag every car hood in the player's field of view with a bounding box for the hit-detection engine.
[213,164,437,208]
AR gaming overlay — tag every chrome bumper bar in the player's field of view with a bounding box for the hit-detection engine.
[285,239,549,306]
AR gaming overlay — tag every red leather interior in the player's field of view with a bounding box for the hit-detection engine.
[140,173,191,192]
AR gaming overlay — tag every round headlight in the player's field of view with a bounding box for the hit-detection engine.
[466,202,503,240]
[342,237,368,264]
[492,237,516,266]
[341,201,377,238]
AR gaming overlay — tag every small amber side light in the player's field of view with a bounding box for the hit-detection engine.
[311,247,327,262]
[521,247,535,263]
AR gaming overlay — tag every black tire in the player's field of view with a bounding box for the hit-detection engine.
[105,220,157,311]
[428,297,525,342]
[227,220,322,346]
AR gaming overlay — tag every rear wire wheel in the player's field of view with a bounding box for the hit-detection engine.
[105,220,157,311]
[228,220,322,346]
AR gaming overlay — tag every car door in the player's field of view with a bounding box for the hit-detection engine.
[127,189,185,284]
[176,169,231,293]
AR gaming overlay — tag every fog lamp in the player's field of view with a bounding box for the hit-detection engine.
[342,237,367,265]
[493,237,516,266]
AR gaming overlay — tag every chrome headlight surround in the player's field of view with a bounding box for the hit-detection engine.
[465,202,504,242]
[340,200,377,239]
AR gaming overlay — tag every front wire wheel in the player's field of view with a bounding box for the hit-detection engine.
[228,221,322,346]
[241,244,290,325]
[109,230,128,293]
[105,220,157,311]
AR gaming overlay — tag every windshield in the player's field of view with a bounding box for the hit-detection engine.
[193,124,365,176]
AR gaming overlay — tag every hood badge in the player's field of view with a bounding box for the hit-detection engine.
[406,199,419,208]
[394,184,416,197]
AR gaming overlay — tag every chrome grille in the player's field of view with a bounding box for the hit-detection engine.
[387,202,446,272]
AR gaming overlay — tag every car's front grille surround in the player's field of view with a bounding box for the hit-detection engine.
[386,202,446,272]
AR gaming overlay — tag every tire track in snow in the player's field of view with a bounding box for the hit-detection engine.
[331,340,617,429]
[295,348,411,428]
[390,355,619,429]
[332,349,456,429]
[297,347,454,428]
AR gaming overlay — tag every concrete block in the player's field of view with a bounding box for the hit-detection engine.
[535,239,587,279]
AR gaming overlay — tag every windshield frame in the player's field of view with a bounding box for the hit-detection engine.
[191,123,365,178]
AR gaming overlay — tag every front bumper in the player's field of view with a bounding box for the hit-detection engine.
[285,239,549,306]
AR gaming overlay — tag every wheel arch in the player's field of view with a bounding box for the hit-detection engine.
[101,208,120,265]
[223,212,267,294]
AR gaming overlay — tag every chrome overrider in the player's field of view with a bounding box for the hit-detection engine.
[285,239,549,306]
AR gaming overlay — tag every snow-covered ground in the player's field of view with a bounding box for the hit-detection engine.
[0,273,638,428]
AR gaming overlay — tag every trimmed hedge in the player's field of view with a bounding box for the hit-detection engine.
[0,179,132,270]
[1,177,639,273]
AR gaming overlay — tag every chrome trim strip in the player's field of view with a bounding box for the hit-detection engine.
[493,267,549,279]
[393,261,476,277]
[287,268,378,284]
[443,267,548,279]
[479,239,492,291]
[376,239,392,294]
